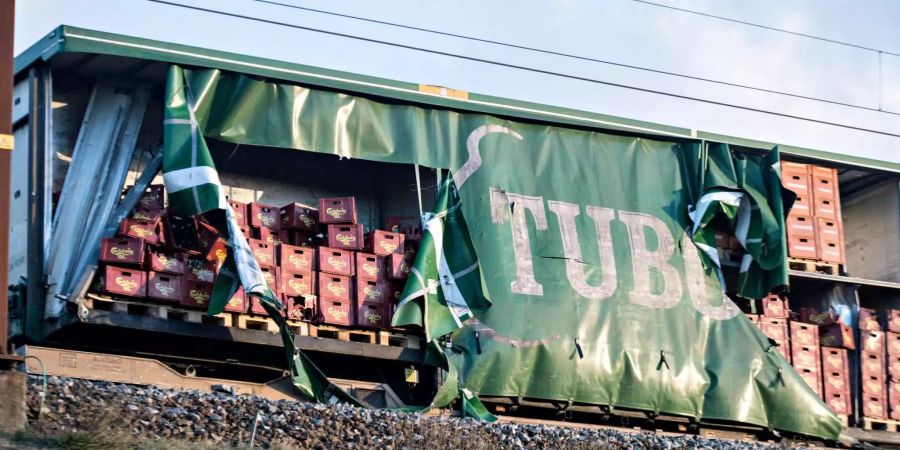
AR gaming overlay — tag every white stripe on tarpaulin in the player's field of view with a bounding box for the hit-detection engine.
[425,215,470,327]
[688,190,743,236]
[164,166,222,193]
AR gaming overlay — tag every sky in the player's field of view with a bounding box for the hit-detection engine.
[13,0,900,165]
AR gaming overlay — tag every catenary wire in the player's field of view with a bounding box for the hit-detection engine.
[252,0,895,115]
[144,0,900,139]
[632,0,900,57]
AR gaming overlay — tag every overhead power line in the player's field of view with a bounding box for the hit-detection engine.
[144,0,900,140]
[632,0,900,57]
[253,0,894,115]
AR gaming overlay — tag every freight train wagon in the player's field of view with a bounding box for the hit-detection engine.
[7,26,900,444]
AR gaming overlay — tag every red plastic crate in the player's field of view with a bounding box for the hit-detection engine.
[279,244,316,274]
[884,309,900,333]
[863,372,887,397]
[781,163,811,195]
[786,214,815,239]
[103,266,147,298]
[356,279,389,305]
[787,235,817,260]
[100,237,145,266]
[181,280,213,310]
[250,296,271,315]
[759,317,788,341]
[863,394,887,419]
[280,203,318,230]
[388,280,405,304]
[135,184,165,211]
[318,298,353,326]
[761,295,789,318]
[284,295,315,321]
[317,247,354,276]
[822,370,848,396]
[327,224,364,251]
[184,258,216,283]
[891,382,900,420]
[795,366,821,397]
[260,266,280,298]
[862,352,886,378]
[282,271,316,297]
[825,391,851,416]
[224,287,247,313]
[791,344,821,371]
[862,330,886,354]
[147,249,185,275]
[367,230,405,256]
[248,238,276,269]
[147,272,182,303]
[821,348,849,374]
[258,227,290,246]
[387,253,413,280]
[790,321,819,347]
[119,218,161,245]
[355,301,388,329]
[130,207,164,224]
[318,197,358,224]
[889,355,900,380]
[791,190,813,217]
[228,200,248,227]
[249,203,281,230]
[887,332,900,357]
[355,252,386,281]
[859,307,881,331]
[819,323,854,350]
[318,273,352,302]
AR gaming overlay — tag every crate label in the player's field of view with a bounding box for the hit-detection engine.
[288,254,310,269]
[115,276,138,292]
[326,282,346,297]
[254,248,272,264]
[364,309,382,324]
[379,240,398,253]
[110,247,134,260]
[363,285,382,301]
[327,306,347,321]
[155,283,175,297]
[288,279,309,293]
[361,263,378,277]
[257,212,276,227]
[327,256,347,271]
[326,207,347,219]
[335,233,356,246]
[189,289,209,304]
[299,213,315,228]
[128,224,154,238]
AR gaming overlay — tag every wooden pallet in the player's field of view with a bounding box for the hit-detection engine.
[860,416,900,432]
[309,324,378,344]
[837,414,849,428]
[787,258,841,275]
[378,330,422,349]
[233,314,280,333]
[85,294,232,326]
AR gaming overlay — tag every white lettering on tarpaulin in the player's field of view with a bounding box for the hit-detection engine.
[616,211,683,309]
[548,201,617,300]
[491,188,739,320]
[490,187,547,296]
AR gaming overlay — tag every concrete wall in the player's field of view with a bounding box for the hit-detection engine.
[843,180,900,282]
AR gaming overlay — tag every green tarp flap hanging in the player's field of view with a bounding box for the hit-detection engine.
[164,65,842,439]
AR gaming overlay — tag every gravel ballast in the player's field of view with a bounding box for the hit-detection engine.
[24,375,791,449]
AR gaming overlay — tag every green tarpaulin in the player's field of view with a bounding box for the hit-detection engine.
[164,66,842,439]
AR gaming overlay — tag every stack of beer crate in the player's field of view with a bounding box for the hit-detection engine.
[797,308,854,416]
[233,196,416,330]
[99,185,228,309]
[747,295,791,362]
[882,310,900,421]
[790,319,823,399]
[781,162,845,265]
[98,185,419,332]
[859,307,888,421]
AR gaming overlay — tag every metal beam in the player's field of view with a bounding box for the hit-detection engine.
[24,63,51,339]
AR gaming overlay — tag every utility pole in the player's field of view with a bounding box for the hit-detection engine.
[0,0,18,363]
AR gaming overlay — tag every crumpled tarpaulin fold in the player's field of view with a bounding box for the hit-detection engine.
[161,65,842,439]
